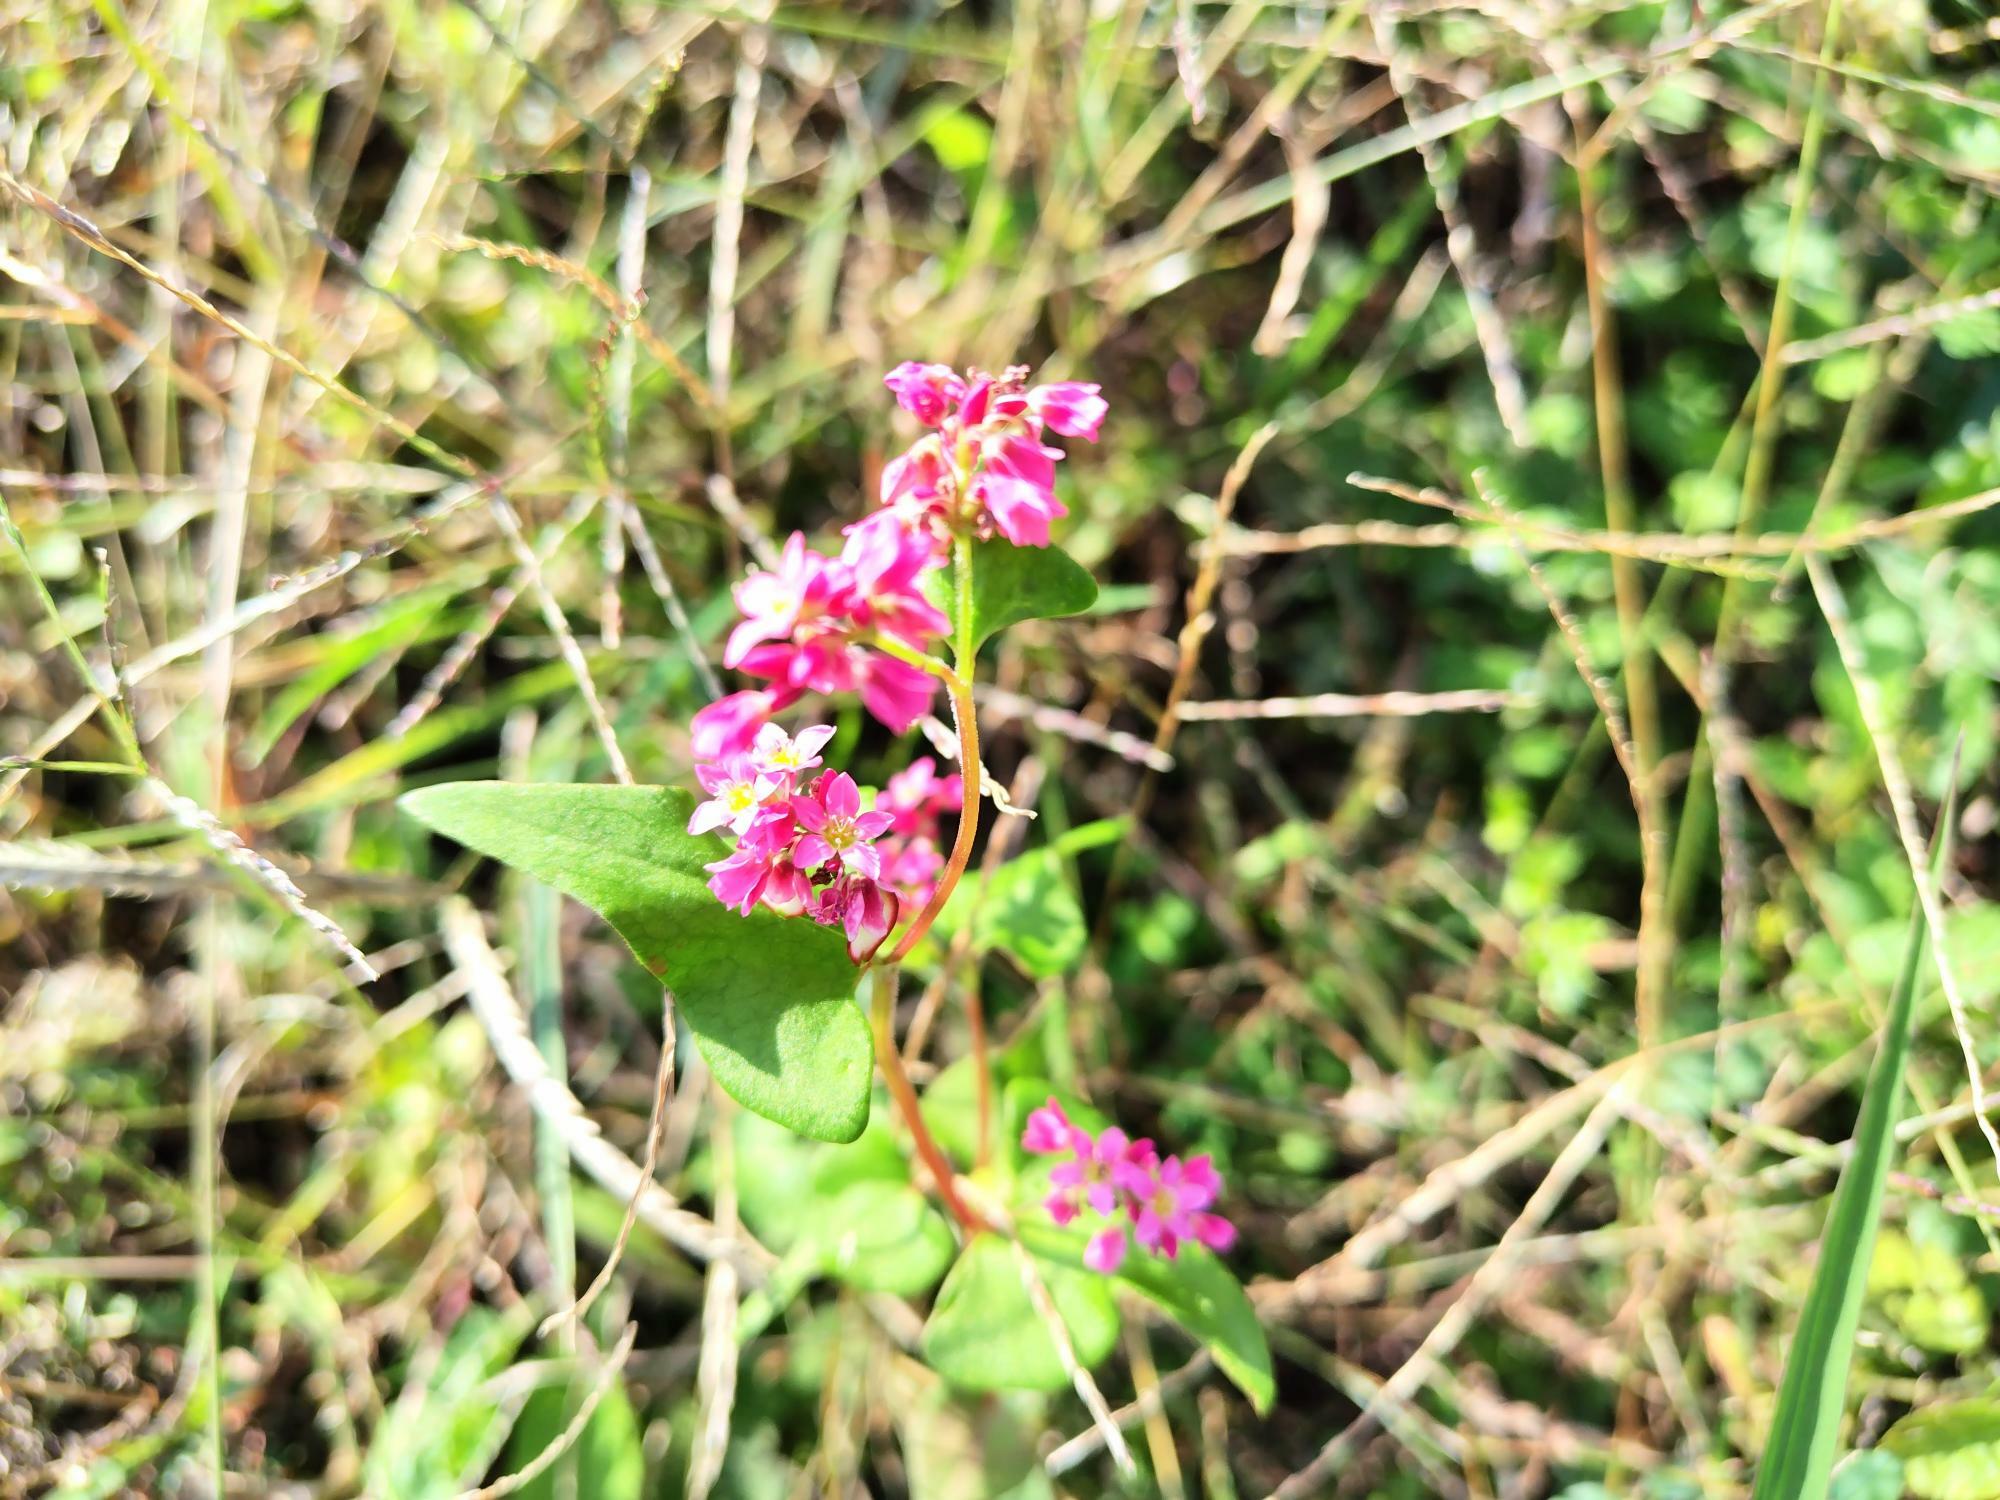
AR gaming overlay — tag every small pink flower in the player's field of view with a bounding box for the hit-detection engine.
[1022,1097,1072,1156]
[725,534,849,668]
[691,688,797,762]
[1129,1153,1229,1261]
[840,511,948,646]
[880,835,945,908]
[881,757,962,839]
[1049,1125,1135,1218]
[702,847,766,914]
[1083,1226,1128,1274]
[884,361,967,426]
[790,771,895,880]
[854,651,937,735]
[750,722,835,782]
[1028,381,1108,442]
[880,441,953,514]
[974,434,1068,548]
[689,755,780,837]
[813,874,900,963]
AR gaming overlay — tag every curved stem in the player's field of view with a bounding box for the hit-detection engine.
[871,965,979,1231]
[886,666,981,964]
[864,631,965,694]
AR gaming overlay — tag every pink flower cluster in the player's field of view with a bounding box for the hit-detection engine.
[876,756,963,912]
[1022,1099,1237,1274]
[692,724,891,961]
[689,360,1107,763]
[691,724,963,964]
[695,518,946,758]
[881,362,1107,549]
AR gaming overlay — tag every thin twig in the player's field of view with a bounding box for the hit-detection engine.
[440,900,770,1280]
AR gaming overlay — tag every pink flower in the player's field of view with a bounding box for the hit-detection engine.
[880,835,945,908]
[750,722,834,782]
[880,441,953,514]
[1049,1125,1137,1219]
[854,651,937,735]
[1130,1154,1232,1261]
[813,874,900,963]
[1022,1097,1073,1156]
[974,434,1068,548]
[840,511,948,646]
[884,361,967,426]
[691,688,797,763]
[790,771,895,880]
[1019,1104,1238,1273]
[725,534,849,668]
[1084,1226,1129,1274]
[881,757,962,839]
[702,810,806,916]
[689,755,780,837]
[1028,381,1107,441]
[872,360,1106,548]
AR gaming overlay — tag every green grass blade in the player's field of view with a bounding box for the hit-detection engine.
[1751,777,1959,1498]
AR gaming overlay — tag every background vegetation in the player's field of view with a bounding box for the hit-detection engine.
[5,0,2000,1493]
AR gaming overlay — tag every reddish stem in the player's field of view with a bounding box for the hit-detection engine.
[871,965,979,1231]
[885,673,981,964]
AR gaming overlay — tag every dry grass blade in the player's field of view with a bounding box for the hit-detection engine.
[1270,1081,1630,1497]
[439,899,770,1280]
[1804,556,2000,1176]
[686,1091,742,1500]
[1010,1238,1135,1478]
[150,782,378,982]
[541,1006,676,1341]
[454,1322,640,1500]
[1173,688,1524,720]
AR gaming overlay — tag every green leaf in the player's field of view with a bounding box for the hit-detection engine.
[502,1368,645,1500]
[924,538,1098,655]
[364,1305,532,1498]
[816,1180,957,1295]
[922,1232,1118,1393]
[244,588,454,762]
[941,818,1127,980]
[1018,1221,1274,1414]
[1751,779,1958,1500]
[974,848,1085,977]
[1830,1451,1906,1500]
[400,782,870,1142]
[1883,1401,2000,1500]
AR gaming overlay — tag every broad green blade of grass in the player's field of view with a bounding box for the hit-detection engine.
[1751,773,1959,1499]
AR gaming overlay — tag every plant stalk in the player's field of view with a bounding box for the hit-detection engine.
[871,965,979,1231]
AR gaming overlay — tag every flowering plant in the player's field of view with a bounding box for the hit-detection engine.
[401,362,1269,1412]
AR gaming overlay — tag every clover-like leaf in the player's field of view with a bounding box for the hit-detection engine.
[401,782,870,1142]
[924,538,1099,656]
[817,1180,957,1296]
[1883,1400,2000,1500]
[922,1232,1118,1393]
[1018,1221,1273,1413]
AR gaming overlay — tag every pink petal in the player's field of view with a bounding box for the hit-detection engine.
[1191,1213,1237,1254]
[1083,1227,1128,1275]
[1022,1099,1071,1155]
[687,801,732,837]
[823,771,860,819]
[789,792,829,833]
